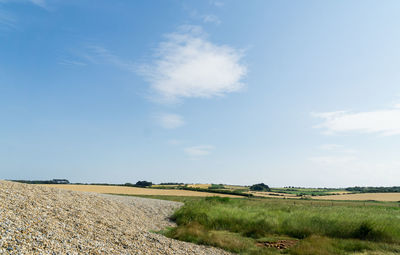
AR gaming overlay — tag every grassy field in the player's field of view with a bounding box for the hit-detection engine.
[143,196,400,255]
[270,188,350,197]
[41,184,241,197]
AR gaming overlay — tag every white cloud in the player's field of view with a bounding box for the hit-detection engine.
[202,14,221,25]
[319,144,342,151]
[167,139,185,145]
[157,113,185,129]
[319,144,357,154]
[83,45,135,71]
[184,145,214,157]
[313,105,400,136]
[139,26,247,103]
[309,155,358,165]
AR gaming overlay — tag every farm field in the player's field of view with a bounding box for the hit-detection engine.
[314,192,400,202]
[41,184,400,201]
[249,191,299,199]
[154,184,351,198]
[41,184,242,198]
[270,188,350,196]
[188,184,246,190]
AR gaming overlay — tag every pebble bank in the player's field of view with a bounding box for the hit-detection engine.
[0,181,230,254]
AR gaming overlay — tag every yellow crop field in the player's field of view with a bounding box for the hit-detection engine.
[224,185,247,190]
[187,184,211,188]
[188,184,247,190]
[314,193,400,202]
[41,184,241,198]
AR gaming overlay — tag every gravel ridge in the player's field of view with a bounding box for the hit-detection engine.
[0,181,231,255]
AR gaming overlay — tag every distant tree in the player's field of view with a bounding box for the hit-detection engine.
[135,181,152,187]
[11,179,70,185]
[345,186,400,193]
[250,183,271,192]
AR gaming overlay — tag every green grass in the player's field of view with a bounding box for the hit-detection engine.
[162,196,400,255]
[270,188,348,196]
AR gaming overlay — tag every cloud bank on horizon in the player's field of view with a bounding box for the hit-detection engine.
[313,104,400,136]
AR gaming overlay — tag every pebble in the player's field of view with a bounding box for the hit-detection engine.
[0,181,230,255]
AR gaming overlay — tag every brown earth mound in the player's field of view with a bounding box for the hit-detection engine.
[257,239,298,249]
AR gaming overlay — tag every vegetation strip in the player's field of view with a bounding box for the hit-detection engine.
[162,196,400,255]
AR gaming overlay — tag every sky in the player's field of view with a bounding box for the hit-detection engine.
[1,0,400,187]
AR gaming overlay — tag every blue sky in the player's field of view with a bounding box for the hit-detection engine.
[1,0,400,187]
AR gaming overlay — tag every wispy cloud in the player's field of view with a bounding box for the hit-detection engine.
[319,144,357,154]
[157,113,185,129]
[60,44,135,71]
[0,0,47,8]
[139,26,247,103]
[209,0,224,7]
[30,0,46,8]
[184,145,214,157]
[310,144,358,165]
[319,144,342,151]
[83,45,135,71]
[0,10,16,30]
[0,1,47,31]
[202,14,221,25]
[167,139,185,145]
[313,104,400,136]
[58,59,87,66]
[309,155,358,165]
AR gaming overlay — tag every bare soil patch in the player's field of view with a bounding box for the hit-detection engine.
[256,239,298,249]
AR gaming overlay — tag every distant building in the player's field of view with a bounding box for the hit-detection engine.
[52,179,70,184]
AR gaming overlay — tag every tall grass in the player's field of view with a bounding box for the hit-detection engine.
[166,197,400,254]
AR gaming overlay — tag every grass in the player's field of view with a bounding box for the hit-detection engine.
[270,188,348,197]
[161,196,400,255]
